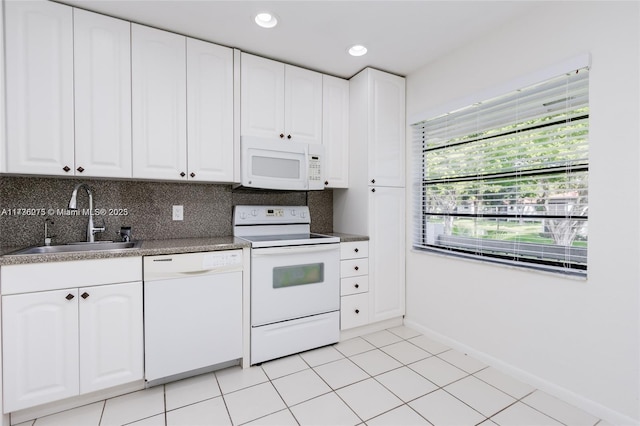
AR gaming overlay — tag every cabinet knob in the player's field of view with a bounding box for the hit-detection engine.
[324,181,329,186]
[287,135,292,139]
[355,309,360,314]
[81,292,89,299]
[190,172,195,178]
[65,293,75,301]
[180,172,186,177]
[354,266,359,271]
[354,248,359,253]
[279,133,285,138]
[77,166,84,173]
[354,283,359,289]
[371,188,376,193]
[63,166,71,173]
[371,179,375,184]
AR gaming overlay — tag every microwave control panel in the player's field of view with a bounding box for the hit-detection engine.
[309,155,322,182]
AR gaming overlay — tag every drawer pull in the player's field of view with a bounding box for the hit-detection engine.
[81,292,89,299]
[354,283,359,289]
[354,266,359,271]
[65,293,74,301]
[354,248,359,253]
[355,309,360,314]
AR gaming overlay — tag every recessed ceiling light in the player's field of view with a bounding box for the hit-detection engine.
[348,45,368,57]
[255,12,278,28]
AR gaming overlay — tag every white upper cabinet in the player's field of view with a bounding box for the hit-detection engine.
[0,2,5,173]
[241,53,322,144]
[322,75,349,188]
[5,0,75,175]
[285,65,323,144]
[74,9,132,178]
[131,24,187,180]
[368,69,406,187]
[186,38,235,182]
[241,53,284,140]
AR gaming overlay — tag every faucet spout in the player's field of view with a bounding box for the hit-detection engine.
[68,183,105,242]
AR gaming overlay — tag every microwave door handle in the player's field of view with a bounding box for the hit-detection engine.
[304,148,310,190]
[252,244,338,256]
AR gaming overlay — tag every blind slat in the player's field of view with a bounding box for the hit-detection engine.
[412,68,589,275]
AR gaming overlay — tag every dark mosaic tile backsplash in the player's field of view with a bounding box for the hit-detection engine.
[0,176,333,248]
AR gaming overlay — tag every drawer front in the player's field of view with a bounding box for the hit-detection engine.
[340,259,369,278]
[340,293,369,330]
[340,275,369,296]
[340,241,369,260]
[1,257,143,295]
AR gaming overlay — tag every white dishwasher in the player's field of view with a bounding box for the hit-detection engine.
[143,250,243,386]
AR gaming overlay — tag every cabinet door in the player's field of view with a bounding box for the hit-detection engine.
[79,282,143,394]
[5,1,74,175]
[368,186,405,322]
[132,24,187,180]
[368,70,406,187]
[240,53,284,139]
[323,75,349,188]
[285,65,322,144]
[187,38,234,182]
[2,289,79,412]
[0,2,5,172]
[74,9,132,178]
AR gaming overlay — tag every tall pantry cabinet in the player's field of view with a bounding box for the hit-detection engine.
[334,68,406,324]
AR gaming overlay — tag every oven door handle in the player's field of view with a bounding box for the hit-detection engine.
[252,244,339,256]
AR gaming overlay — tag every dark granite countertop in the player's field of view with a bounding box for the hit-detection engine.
[0,233,368,266]
[0,237,250,266]
[325,232,369,242]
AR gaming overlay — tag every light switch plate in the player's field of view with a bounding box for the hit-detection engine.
[172,205,183,221]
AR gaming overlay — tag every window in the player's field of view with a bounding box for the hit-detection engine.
[412,69,589,275]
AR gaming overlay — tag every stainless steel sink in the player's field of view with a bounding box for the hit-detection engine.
[9,241,142,255]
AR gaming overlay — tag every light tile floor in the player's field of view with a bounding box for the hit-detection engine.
[18,326,607,426]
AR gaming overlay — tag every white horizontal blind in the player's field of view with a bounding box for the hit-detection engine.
[412,69,589,274]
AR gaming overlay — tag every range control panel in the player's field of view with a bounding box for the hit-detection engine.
[233,205,310,225]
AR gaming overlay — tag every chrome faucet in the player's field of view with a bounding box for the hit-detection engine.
[68,183,105,242]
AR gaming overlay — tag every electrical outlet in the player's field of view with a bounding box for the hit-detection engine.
[172,205,183,221]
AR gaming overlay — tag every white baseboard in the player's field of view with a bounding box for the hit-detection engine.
[9,381,145,425]
[340,317,403,341]
[403,318,638,426]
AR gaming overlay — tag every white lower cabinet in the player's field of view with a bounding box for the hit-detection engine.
[368,186,405,322]
[1,258,143,413]
[2,289,80,412]
[340,241,370,330]
[79,282,143,394]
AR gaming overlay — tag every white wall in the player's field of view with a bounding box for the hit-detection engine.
[405,2,639,424]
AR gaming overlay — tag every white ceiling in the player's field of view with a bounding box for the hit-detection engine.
[57,0,540,79]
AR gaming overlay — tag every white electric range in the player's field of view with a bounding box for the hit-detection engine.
[233,205,340,364]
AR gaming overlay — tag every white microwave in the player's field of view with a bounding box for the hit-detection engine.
[240,136,325,191]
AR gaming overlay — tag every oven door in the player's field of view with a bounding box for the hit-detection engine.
[251,244,340,326]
